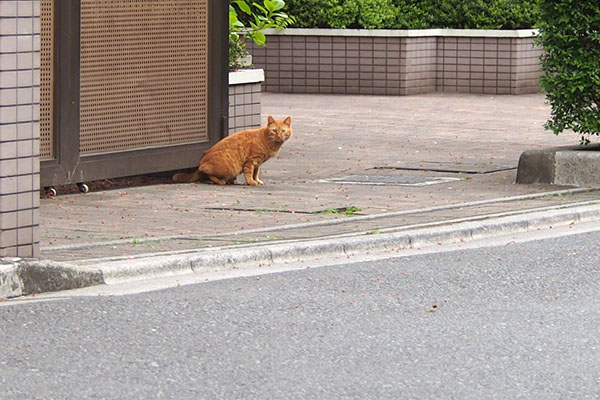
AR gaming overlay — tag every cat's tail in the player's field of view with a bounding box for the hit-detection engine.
[172,169,205,183]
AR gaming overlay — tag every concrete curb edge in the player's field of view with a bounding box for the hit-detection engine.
[0,260,104,299]
[98,202,600,283]
[3,202,600,298]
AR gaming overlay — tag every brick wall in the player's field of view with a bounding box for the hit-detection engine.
[249,29,542,96]
[0,0,41,258]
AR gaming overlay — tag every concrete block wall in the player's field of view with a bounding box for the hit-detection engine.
[0,0,41,258]
[249,28,542,96]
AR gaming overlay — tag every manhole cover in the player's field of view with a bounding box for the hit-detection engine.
[321,175,461,186]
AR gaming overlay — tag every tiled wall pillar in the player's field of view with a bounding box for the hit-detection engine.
[404,37,437,95]
[228,69,264,134]
[0,0,41,258]
[512,37,544,95]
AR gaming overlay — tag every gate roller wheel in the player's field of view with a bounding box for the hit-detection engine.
[44,187,57,197]
[77,183,89,194]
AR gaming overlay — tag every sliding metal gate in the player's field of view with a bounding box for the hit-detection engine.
[40,0,228,188]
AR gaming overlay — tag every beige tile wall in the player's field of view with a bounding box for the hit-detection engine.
[513,38,544,94]
[437,37,513,94]
[228,82,262,134]
[0,0,41,258]
[253,35,417,95]
[404,37,437,95]
[249,31,542,96]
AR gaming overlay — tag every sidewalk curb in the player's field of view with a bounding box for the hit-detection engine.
[0,260,104,299]
[97,202,600,283]
[39,188,598,254]
[3,202,600,298]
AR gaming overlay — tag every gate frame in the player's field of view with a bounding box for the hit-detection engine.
[41,1,229,188]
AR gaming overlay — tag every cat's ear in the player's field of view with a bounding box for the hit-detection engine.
[267,116,275,125]
[283,116,292,126]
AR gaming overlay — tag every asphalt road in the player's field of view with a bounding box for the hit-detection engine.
[2,227,600,399]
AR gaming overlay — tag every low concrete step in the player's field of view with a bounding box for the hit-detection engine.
[517,145,600,187]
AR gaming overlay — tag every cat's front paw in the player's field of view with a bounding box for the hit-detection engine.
[246,179,264,186]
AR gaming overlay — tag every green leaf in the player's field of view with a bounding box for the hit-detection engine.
[264,0,285,12]
[252,2,267,14]
[229,0,295,70]
[234,0,252,15]
[252,31,267,46]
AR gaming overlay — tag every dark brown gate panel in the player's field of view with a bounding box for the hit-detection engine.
[40,0,54,160]
[79,0,209,155]
[40,1,228,188]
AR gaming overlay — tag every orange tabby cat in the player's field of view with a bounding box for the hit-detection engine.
[173,116,292,185]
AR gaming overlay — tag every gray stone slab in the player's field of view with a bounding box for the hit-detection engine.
[555,149,600,187]
[0,262,22,299]
[516,149,557,184]
[517,145,600,187]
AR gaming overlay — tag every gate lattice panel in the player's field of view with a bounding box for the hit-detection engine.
[39,0,227,188]
[79,0,209,155]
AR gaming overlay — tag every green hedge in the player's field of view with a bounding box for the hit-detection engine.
[283,0,538,29]
[537,0,600,142]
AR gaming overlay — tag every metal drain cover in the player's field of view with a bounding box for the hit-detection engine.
[374,162,516,174]
[321,175,461,186]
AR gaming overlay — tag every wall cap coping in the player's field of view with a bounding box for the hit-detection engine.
[229,68,265,85]
[263,28,538,38]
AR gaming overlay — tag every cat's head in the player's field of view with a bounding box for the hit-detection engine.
[266,116,292,143]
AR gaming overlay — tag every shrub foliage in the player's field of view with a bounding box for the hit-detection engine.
[229,0,295,70]
[537,0,600,142]
[283,0,537,29]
